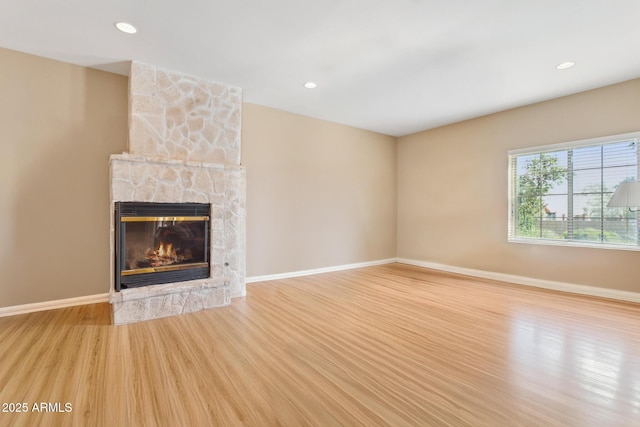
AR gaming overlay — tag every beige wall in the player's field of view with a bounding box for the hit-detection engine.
[0,48,128,308]
[242,104,397,277]
[398,78,640,292]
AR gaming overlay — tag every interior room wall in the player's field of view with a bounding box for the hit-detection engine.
[0,48,128,308]
[3,46,639,309]
[397,78,640,292]
[242,103,397,277]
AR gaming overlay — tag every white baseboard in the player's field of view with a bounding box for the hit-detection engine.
[246,258,398,283]
[5,257,636,317]
[0,293,110,318]
[397,258,640,304]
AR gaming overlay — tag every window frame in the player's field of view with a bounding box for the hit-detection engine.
[507,131,640,252]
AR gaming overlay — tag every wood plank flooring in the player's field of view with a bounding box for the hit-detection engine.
[1,263,639,426]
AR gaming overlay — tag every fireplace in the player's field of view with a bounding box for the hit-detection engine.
[114,202,210,291]
[109,61,244,324]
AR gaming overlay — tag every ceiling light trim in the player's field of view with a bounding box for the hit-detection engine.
[556,61,575,70]
[114,22,137,34]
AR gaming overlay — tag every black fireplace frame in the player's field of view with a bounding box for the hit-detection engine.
[114,201,210,291]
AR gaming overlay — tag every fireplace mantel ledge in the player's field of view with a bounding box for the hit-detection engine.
[110,153,244,171]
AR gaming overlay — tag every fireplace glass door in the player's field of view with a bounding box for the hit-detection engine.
[115,202,210,291]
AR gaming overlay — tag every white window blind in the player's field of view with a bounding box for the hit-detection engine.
[508,132,640,249]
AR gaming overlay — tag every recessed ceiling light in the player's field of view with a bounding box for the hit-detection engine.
[556,61,575,70]
[303,82,317,89]
[114,22,137,34]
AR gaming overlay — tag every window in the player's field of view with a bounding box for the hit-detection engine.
[508,132,640,249]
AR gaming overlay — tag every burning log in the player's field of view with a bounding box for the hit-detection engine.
[143,242,184,267]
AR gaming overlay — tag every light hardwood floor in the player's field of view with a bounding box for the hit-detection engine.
[1,263,639,426]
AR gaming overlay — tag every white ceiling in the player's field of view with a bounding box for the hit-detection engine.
[2,0,640,136]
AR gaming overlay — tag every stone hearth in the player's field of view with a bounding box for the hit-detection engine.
[109,62,245,325]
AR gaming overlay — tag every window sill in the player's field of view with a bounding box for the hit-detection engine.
[508,237,640,252]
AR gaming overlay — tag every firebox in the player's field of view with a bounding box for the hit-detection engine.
[114,202,210,291]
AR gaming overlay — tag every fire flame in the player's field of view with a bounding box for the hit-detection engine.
[157,243,173,258]
[146,242,180,267]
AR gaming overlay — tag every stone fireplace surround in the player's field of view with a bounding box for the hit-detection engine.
[109,62,246,325]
